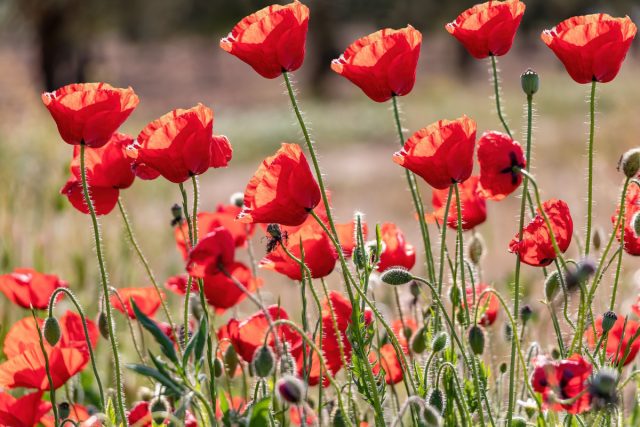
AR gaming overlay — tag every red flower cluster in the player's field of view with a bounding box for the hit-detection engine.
[0,268,67,310]
[531,354,592,414]
[0,391,51,427]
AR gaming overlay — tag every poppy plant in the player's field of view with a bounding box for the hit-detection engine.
[110,287,166,319]
[531,354,592,414]
[331,26,422,102]
[446,0,526,59]
[238,143,321,226]
[220,1,309,79]
[186,227,236,278]
[61,132,136,215]
[0,268,67,310]
[376,222,416,272]
[477,131,525,200]
[463,283,499,326]
[429,176,487,230]
[393,116,477,190]
[541,14,637,84]
[260,222,338,281]
[585,314,640,366]
[127,103,232,183]
[509,199,573,267]
[42,82,139,148]
[0,391,51,427]
[201,262,262,314]
[612,184,640,256]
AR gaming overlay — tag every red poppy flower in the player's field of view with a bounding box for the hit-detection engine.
[290,406,317,426]
[164,274,199,296]
[391,317,417,352]
[321,291,372,375]
[186,227,236,278]
[61,132,137,216]
[463,283,499,326]
[335,219,368,257]
[42,83,139,148]
[612,184,640,255]
[128,401,156,426]
[585,314,640,366]
[477,131,525,200]
[393,116,477,190]
[429,176,487,230]
[446,0,526,59]
[127,103,232,183]
[175,204,254,259]
[509,199,573,267]
[0,311,98,390]
[220,1,309,79]
[371,343,404,385]
[376,223,416,272]
[531,354,592,414]
[0,268,67,310]
[238,143,321,226]
[0,391,51,427]
[541,14,637,84]
[201,262,262,314]
[260,222,337,281]
[290,334,329,387]
[331,26,422,102]
[110,287,165,319]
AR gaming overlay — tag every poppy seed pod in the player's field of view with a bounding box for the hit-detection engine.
[252,346,275,378]
[468,325,485,355]
[380,267,413,286]
[619,149,640,178]
[521,69,539,96]
[43,316,61,346]
[601,311,618,333]
[432,331,449,353]
[276,375,305,404]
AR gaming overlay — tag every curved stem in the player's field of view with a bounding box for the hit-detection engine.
[32,310,58,425]
[79,144,127,424]
[585,81,597,256]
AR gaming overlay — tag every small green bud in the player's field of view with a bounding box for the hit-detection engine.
[98,312,109,339]
[592,226,603,251]
[427,389,445,413]
[278,342,297,375]
[422,404,443,427]
[43,317,61,346]
[619,148,640,178]
[410,326,428,354]
[510,416,527,427]
[331,407,349,427]
[380,267,413,286]
[467,233,485,264]
[468,325,485,355]
[58,402,71,419]
[521,68,539,96]
[449,285,460,306]
[633,212,640,237]
[213,358,223,377]
[252,346,275,378]
[544,270,561,301]
[276,375,305,404]
[410,282,421,298]
[229,192,245,207]
[499,362,508,374]
[431,331,449,353]
[520,305,533,325]
[224,346,239,375]
[504,323,513,342]
[551,348,561,359]
[601,311,618,333]
[170,203,183,226]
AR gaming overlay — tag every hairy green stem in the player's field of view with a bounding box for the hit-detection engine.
[585,81,597,256]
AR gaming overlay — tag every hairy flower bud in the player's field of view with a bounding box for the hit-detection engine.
[252,346,275,378]
[213,358,223,377]
[499,362,508,374]
[602,311,618,333]
[224,346,239,375]
[380,267,413,286]
[520,305,533,325]
[467,233,485,264]
[468,325,485,355]
[410,326,428,354]
[592,226,603,251]
[331,407,349,427]
[521,69,539,96]
[632,212,640,237]
[619,148,640,178]
[510,416,527,427]
[427,389,445,413]
[431,331,449,353]
[97,312,109,339]
[276,375,305,404]
[43,316,61,346]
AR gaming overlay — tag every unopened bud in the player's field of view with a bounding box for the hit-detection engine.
[632,212,640,237]
[224,346,239,375]
[410,282,421,298]
[380,267,413,286]
[619,148,640,178]
[410,326,427,354]
[331,407,349,427]
[58,402,71,419]
[213,358,223,377]
[229,192,244,208]
[592,227,603,251]
[468,325,485,355]
[521,68,539,96]
[499,362,508,374]
[427,389,445,413]
[544,270,561,301]
[467,234,485,264]
[520,305,533,325]
[43,317,61,346]
[602,311,618,333]
[551,348,561,359]
[449,285,460,306]
[252,346,275,378]
[137,387,154,401]
[278,342,297,375]
[431,332,449,353]
[170,203,183,226]
[276,375,305,404]
[565,259,596,290]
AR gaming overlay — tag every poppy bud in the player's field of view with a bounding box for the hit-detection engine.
[410,326,428,354]
[213,358,223,377]
[504,323,513,342]
[449,285,460,306]
[422,404,443,427]
[520,305,533,325]
[468,233,485,264]
[521,69,539,96]
[510,417,527,427]
[432,331,449,353]
[589,368,619,410]
[602,311,618,333]
[565,258,596,290]
[410,282,421,297]
[43,316,61,346]
[632,212,640,237]
[468,325,485,355]
[427,389,445,413]
[58,402,71,419]
[380,267,413,286]
[544,270,561,301]
[224,346,239,375]
[170,203,183,226]
[499,362,508,374]
[619,148,640,178]
[331,407,349,427]
[252,346,275,378]
[592,226,603,251]
[551,348,561,359]
[276,375,305,404]
[150,396,170,424]
[229,192,244,208]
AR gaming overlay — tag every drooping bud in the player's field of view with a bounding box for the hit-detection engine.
[468,325,485,355]
[410,326,428,354]
[427,389,445,413]
[58,402,71,419]
[589,368,619,410]
[520,305,533,325]
[422,404,443,427]
[499,362,508,374]
[504,323,513,342]
[410,282,421,298]
[43,316,61,346]
[137,387,154,401]
[331,407,349,427]
[551,348,561,359]
[431,332,449,353]
[521,68,539,96]
[276,375,305,404]
[213,358,223,377]
[252,346,275,378]
[564,258,596,291]
[618,148,640,178]
[448,285,460,306]
[380,267,413,286]
[150,396,170,424]
[544,270,561,301]
[601,311,618,333]
[229,192,245,208]
[170,203,183,226]
[592,226,603,251]
[224,346,239,375]
[467,233,485,265]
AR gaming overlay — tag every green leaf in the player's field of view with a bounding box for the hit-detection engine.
[131,299,178,365]
[248,397,272,427]
[182,316,206,368]
[127,363,184,396]
[106,397,117,426]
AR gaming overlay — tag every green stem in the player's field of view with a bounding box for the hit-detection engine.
[454,183,469,326]
[585,80,597,256]
[490,55,512,139]
[33,310,58,425]
[179,182,194,349]
[79,143,127,424]
[437,186,454,329]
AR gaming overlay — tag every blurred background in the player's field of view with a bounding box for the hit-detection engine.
[1,0,640,385]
